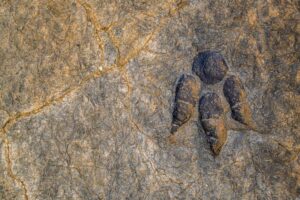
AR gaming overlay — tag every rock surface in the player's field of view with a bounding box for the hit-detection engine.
[0,0,299,199]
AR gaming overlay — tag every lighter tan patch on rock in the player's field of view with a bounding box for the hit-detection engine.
[247,9,257,26]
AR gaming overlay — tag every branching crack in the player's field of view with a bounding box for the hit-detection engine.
[0,1,187,199]
[2,136,29,200]
[0,67,115,137]
[76,0,106,65]
[117,0,187,128]
[0,66,115,200]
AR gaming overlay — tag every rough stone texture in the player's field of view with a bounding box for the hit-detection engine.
[0,0,299,199]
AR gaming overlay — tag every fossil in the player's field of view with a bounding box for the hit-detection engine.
[170,51,254,155]
[199,92,227,155]
[171,74,200,134]
[192,51,228,84]
[223,75,252,125]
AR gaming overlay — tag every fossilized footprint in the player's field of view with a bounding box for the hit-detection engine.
[171,74,200,134]
[170,50,254,155]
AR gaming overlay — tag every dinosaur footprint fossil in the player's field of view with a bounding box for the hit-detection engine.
[170,50,254,155]
[223,75,252,126]
[199,93,227,155]
[171,74,200,134]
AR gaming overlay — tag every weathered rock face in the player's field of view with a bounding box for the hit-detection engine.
[0,0,299,199]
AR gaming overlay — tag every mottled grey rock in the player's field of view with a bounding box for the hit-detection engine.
[0,0,299,199]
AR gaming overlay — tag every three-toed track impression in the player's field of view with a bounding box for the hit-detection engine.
[171,51,253,155]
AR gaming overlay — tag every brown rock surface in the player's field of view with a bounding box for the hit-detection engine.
[0,0,299,199]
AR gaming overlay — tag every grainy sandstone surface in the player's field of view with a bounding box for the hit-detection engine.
[0,0,299,199]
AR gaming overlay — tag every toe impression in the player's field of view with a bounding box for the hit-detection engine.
[171,74,201,134]
[223,75,255,127]
[199,92,227,155]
